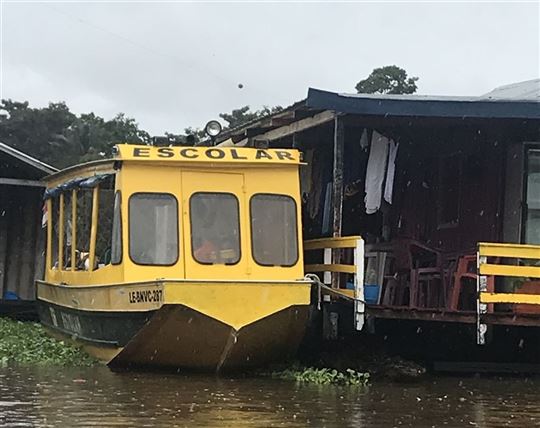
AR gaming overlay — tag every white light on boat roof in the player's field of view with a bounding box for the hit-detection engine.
[204,120,222,138]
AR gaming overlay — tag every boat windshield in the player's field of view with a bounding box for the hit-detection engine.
[190,193,241,265]
[250,194,298,267]
[129,193,179,266]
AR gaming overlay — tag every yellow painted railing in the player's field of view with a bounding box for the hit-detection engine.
[478,242,540,306]
[477,242,540,344]
[304,236,364,330]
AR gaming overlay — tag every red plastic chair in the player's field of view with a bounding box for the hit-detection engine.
[448,255,494,312]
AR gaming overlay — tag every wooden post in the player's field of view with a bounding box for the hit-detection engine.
[46,199,52,272]
[71,189,77,271]
[0,187,8,298]
[332,115,345,288]
[58,193,64,270]
[33,192,46,287]
[88,186,100,271]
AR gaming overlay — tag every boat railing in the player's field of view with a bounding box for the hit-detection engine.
[304,236,365,330]
[477,242,540,344]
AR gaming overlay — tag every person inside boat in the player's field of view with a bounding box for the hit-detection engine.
[193,234,218,263]
[191,194,239,264]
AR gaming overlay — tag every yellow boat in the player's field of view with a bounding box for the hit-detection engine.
[36,139,313,371]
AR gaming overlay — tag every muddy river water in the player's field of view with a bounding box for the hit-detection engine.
[0,366,539,427]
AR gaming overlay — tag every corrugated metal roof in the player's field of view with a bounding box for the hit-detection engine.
[306,80,540,119]
[216,79,540,143]
[0,142,57,176]
[480,79,540,101]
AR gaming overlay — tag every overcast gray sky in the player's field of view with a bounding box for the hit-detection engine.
[1,1,539,135]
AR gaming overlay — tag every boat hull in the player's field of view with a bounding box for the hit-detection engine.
[36,280,312,371]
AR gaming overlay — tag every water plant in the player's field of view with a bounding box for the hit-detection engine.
[273,366,370,386]
[0,317,97,366]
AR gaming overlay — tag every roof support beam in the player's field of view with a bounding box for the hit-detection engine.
[219,110,335,147]
[262,110,335,141]
[0,177,45,187]
[331,115,345,288]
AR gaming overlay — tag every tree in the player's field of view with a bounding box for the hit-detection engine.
[0,99,152,168]
[219,105,283,130]
[355,65,419,95]
[0,99,77,167]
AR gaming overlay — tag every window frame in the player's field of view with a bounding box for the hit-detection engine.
[249,193,299,268]
[436,154,462,230]
[128,192,180,267]
[189,191,242,266]
[522,146,540,244]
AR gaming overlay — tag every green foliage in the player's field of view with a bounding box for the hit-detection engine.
[219,105,283,130]
[0,98,282,167]
[274,366,370,386]
[0,99,150,168]
[0,317,97,367]
[355,65,419,95]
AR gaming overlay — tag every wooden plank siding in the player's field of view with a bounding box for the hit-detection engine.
[0,185,44,302]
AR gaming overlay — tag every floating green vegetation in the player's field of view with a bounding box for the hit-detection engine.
[0,317,97,367]
[274,366,370,386]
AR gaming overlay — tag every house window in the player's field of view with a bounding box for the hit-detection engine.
[525,149,540,244]
[190,193,241,265]
[437,155,461,228]
[250,194,298,267]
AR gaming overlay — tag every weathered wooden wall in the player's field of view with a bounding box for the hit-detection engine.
[0,185,45,301]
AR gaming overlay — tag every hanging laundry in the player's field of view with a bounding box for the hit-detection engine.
[384,141,399,204]
[365,131,390,214]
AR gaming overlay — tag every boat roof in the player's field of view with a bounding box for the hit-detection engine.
[44,144,301,188]
[114,144,301,165]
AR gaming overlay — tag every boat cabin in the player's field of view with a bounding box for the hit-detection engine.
[43,145,304,286]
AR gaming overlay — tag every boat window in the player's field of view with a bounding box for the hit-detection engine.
[75,189,93,270]
[62,192,72,270]
[50,197,60,269]
[129,193,178,266]
[190,193,240,265]
[111,191,122,265]
[95,177,115,268]
[250,194,298,267]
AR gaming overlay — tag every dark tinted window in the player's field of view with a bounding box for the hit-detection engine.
[190,193,240,265]
[129,193,178,265]
[250,194,298,266]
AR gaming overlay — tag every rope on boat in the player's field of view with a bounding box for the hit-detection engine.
[304,273,366,310]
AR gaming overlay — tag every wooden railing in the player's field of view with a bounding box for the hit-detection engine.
[477,242,540,344]
[304,236,365,330]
